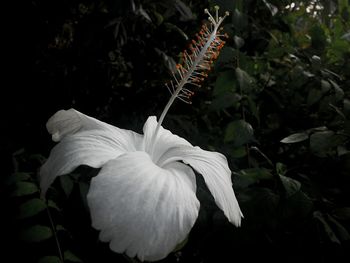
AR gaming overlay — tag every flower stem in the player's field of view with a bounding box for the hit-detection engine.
[46,202,64,262]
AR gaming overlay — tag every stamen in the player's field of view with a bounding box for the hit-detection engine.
[150,6,229,150]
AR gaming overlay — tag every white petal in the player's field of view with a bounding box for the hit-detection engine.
[142,116,191,164]
[40,128,141,197]
[87,151,199,262]
[46,108,140,143]
[159,146,243,226]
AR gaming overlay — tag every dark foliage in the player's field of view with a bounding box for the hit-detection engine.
[2,0,350,262]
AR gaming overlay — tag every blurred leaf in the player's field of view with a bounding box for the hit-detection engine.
[210,92,241,110]
[56,225,66,232]
[344,99,350,117]
[314,211,341,244]
[240,187,280,229]
[154,48,177,73]
[280,132,309,143]
[307,88,323,106]
[38,256,62,263]
[262,0,278,16]
[174,0,194,21]
[332,207,350,221]
[235,67,253,92]
[310,131,346,157]
[48,200,61,211]
[279,175,301,197]
[327,215,350,242]
[224,120,254,145]
[136,5,152,23]
[341,32,350,41]
[20,225,52,243]
[282,190,313,219]
[5,172,31,186]
[231,146,247,158]
[216,46,235,66]
[329,79,344,101]
[213,70,235,96]
[239,168,273,181]
[18,198,46,219]
[233,35,244,49]
[64,251,82,262]
[276,162,287,176]
[232,8,248,31]
[151,10,164,26]
[12,182,38,197]
[213,0,235,12]
[307,80,331,106]
[164,23,188,40]
[310,25,327,51]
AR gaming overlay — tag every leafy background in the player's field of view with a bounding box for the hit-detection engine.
[2,0,350,262]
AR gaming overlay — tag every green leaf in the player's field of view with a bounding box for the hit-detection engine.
[18,198,46,219]
[164,23,188,40]
[216,46,235,65]
[239,168,273,180]
[37,256,62,263]
[48,200,61,211]
[20,225,52,243]
[276,162,287,176]
[279,175,301,197]
[12,182,38,197]
[235,67,253,92]
[5,172,31,186]
[327,215,350,242]
[173,0,194,21]
[329,79,344,101]
[232,9,248,31]
[231,146,247,158]
[314,211,341,244]
[64,251,82,262]
[224,120,254,145]
[234,168,273,189]
[151,10,164,26]
[210,92,241,111]
[310,25,327,51]
[280,132,309,143]
[233,35,244,49]
[307,88,323,106]
[213,70,236,96]
[310,131,346,157]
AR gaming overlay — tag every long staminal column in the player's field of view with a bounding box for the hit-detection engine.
[150,6,229,150]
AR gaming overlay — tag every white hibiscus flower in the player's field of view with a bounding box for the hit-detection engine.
[40,6,242,262]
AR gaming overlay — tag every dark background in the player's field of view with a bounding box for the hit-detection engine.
[2,0,350,262]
